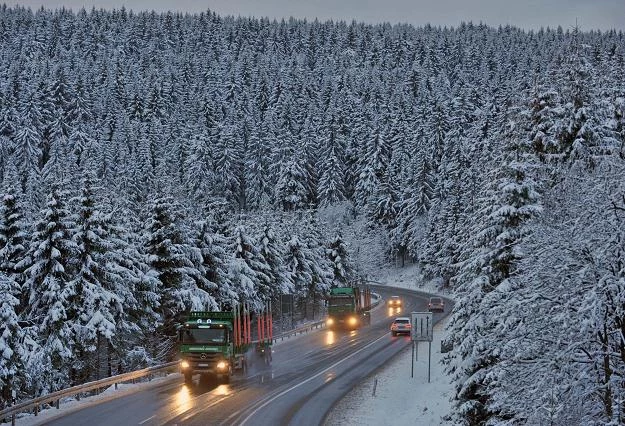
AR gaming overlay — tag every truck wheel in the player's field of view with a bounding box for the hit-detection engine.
[391,331,397,337]
[184,372,193,385]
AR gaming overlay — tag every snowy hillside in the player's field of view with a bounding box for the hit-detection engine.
[0,4,623,423]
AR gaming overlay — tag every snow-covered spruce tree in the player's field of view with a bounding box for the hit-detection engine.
[371,168,398,231]
[70,173,124,382]
[392,153,433,262]
[105,212,161,372]
[275,156,310,211]
[214,124,244,210]
[257,223,292,299]
[23,187,78,395]
[283,233,315,319]
[317,139,347,207]
[0,188,29,292]
[194,219,236,306]
[0,272,23,409]
[184,131,217,209]
[551,29,601,169]
[144,196,217,356]
[445,109,542,425]
[229,224,271,310]
[301,213,333,319]
[13,92,43,194]
[327,233,355,287]
[354,125,389,214]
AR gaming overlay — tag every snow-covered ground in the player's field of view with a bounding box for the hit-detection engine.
[367,262,450,296]
[325,316,454,426]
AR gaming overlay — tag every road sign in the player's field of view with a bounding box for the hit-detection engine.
[411,312,433,342]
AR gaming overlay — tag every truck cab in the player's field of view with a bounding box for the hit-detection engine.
[326,286,372,330]
[179,312,246,385]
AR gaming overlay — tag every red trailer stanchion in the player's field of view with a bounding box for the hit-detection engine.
[269,301,273,340]
[261,313,265,343]
[242,304,247,346]
[247,308,252,344]
[235,304,240,347]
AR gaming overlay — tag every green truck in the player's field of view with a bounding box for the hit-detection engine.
[326,286,372,330]
[178,305,272,384]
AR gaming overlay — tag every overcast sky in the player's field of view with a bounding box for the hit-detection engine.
[9,1,625,31]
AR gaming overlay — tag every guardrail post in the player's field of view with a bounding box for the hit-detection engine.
[56,399,60,409]
[34,405,38,416]
[12,413,16,426]
[115,382,118,390]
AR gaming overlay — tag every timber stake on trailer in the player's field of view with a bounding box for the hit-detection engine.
[267,301,273,342]
[247,303,251,344]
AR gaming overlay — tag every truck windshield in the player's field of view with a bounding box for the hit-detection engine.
[329,297,353,307]
[182,327,227,344]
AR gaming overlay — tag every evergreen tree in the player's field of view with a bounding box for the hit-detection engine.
[23,188,78,394]
[275,157,309,211]
[0,188,28,286]
[144,197,216,346]
[257,223,292,297]
[70,173,123,382]
[327,233,354,287]
[229,224,271,309]
[445,111,542,424]
[195,219,235,305]
[0,272,23,409]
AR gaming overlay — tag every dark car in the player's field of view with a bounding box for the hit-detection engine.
[390,317,411,336]
[428,297,444,312]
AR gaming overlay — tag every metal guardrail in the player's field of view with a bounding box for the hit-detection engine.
[2,292,383,424]
[0,361,180,425]
[272,319,327,342]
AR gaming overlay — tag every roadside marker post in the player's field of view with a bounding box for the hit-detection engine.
[410,312,433,383]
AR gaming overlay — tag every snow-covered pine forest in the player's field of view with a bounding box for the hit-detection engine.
[0,5,624,424]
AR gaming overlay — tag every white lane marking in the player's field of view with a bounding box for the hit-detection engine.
[138,415,155,425]
[239,331,392,425]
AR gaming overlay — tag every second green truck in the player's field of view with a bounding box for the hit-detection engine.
[326,286,372,330]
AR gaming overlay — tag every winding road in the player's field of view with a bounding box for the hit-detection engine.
[40,285,451,426]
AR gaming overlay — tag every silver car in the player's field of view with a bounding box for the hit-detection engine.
[390,317,411,336]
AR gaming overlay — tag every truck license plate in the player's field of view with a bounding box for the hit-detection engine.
[198,363,208,367]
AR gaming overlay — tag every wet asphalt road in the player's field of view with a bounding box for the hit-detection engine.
[40,285,451,426]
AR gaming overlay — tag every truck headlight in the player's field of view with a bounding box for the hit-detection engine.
[216,361,227,370]
[181,361,190,369]
[348,317,358,326]
[326,318,334,326]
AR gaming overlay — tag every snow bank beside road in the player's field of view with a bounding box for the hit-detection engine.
[367,263,451,297]
[325,316,454,426]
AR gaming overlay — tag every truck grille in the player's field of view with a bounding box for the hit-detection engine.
[186,352,221,363]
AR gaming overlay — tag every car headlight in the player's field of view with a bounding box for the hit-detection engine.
[326,318,334,326]
[348,317,358,326]
[216,361,227,370]
[181,361,190,369]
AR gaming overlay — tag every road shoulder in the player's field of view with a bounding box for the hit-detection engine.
[324,316,454,426]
